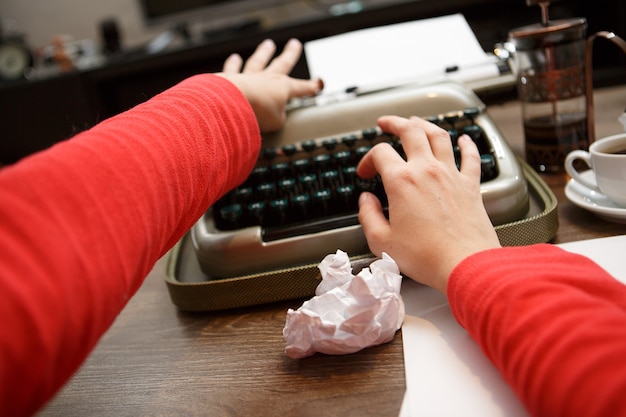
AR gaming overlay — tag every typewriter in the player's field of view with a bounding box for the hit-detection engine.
[191,80,530,279]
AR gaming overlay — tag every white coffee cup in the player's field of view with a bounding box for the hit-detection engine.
[564,133,626,207]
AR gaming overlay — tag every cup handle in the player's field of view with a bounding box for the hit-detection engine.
[564,150,599,190]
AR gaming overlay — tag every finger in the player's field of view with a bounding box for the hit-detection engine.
[222,53,243,73]
[265,38,303,74]
[285,77,324,100]
[357,192,389,258]
[243,39,277,72]
[406,116,456,165]
[457,134,482,179]
[377,116,432,161]
[356,141,402,179]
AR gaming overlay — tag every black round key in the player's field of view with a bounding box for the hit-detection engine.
[257,182,276,198]
[291,193,311,220]
[444,111,460,128]
[313,189,333,214]
[342,134,357,147]
[463,125,483,142]
[278,178,296,194]
[265,198,289,226]
[271,162,290,178]
[342,166,357,183]
[313,153,331,169]
[321,169,339,188]
[299,173,318,190]
[480,154,497,181]
[355,145,371,161]
[362,128,378,140]
[463,107,480,121]
[247,201,265,225]
[281,144,297,156]
[262,147,277,160]
[293,158,311,173]
[322,138,338,150]
[334,150,351,165]
[235,186,253,203]
[250,166,269,182]
[219,203,242,224]
[336,184,356,210]
[301,140,317,152]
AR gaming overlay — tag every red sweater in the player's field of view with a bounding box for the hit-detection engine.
[1,73,625,417]
[449,245,626,416]
[0,74,260,416]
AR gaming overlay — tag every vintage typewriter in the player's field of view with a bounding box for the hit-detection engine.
[190,80,530,279]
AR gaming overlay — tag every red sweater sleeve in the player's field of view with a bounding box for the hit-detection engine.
[0,74,260,416]
[448,244,626,417]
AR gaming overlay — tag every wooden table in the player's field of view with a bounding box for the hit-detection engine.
[39,84,626,417]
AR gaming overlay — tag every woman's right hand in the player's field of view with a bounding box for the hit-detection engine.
[357,115,501,293]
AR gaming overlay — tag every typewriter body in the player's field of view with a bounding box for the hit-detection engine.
[191,80,529,278]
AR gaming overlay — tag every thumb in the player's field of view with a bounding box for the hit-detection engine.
[357,192,389,257]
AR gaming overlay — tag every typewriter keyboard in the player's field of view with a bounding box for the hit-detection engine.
[212,107,497,241]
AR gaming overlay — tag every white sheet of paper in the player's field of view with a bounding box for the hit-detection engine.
[399,234,626,416]
[304,14,495,96]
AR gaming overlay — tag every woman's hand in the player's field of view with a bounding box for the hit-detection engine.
[357,116,501,293]
[218,38,323,132]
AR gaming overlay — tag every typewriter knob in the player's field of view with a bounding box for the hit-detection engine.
[235,186,253,203]
[463,125,484,142]
[247,201,265,225]
[444,111,460,128]
[313,153,331,170]
[341,134,357,147]
[278,178,296,194]
[293,158,311,174]
[219,204,243,228]
[292,193,311,220]
[271,162,290,178]
[333,150,351,165]
[336,184,357,210]
[362,128,378,141]
[262,147,277,160]
[480,154,498,182]
[257,182,276,198]
[268,198,289,226]
[463,107,480,122]
[355,145,371,160]
[313,189,333,214]
[301,140,317,152]
[281,144,297,156]
[322,138,338,150]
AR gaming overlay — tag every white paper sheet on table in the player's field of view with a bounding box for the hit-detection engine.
[304,13,499,98]
[399,234,626,417]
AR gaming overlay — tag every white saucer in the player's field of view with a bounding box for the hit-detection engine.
[565,170,626,224]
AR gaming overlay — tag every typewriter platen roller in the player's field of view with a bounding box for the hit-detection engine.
[191,80,529,279]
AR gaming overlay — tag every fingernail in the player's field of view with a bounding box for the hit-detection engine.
[358,192,369,207]
[261,39,275,49]
[316,78,325,93]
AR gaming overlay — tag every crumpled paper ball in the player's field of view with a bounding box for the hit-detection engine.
[283,250,405,359]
